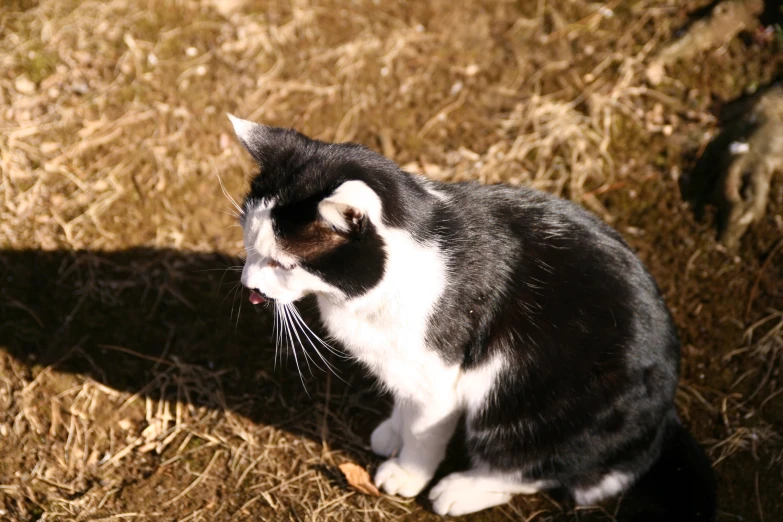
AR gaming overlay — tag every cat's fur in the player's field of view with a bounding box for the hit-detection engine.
[230,115,716,520]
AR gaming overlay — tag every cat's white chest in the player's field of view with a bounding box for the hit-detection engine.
[316,226,457,401]
[317,297,458,402]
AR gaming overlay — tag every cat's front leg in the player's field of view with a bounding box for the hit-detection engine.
[374,398,459,498]
[370,401,403,457]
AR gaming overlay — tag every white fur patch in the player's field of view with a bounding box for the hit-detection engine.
[373,399,461,497]
[573,470,634,505]
[227,113,257,145]
[316,180,448,398]
[425,185,449,202]
[430,467,548,516]
[458,352,505,415]
[317,222,452,402]
[459,354,509,450]
[374,458,431,498]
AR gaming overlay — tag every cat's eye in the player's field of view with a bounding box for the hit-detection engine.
[267,259,294,270]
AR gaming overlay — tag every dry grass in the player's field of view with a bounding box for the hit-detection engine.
[1,0,782,520]
[0,0,681,253]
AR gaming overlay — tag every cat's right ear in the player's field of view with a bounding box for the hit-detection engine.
[227,114,273,165]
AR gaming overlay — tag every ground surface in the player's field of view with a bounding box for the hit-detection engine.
[1,0,782,521]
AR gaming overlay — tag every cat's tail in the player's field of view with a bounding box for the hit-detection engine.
[619,418,717,522]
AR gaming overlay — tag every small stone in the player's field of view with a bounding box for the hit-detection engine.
[72,81,89,94]
[219,133,231,150]
[40,142,60,154]
[14,76,36,95]
[729,141,749,155]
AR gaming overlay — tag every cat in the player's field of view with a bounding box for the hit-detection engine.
[228,115,716,520]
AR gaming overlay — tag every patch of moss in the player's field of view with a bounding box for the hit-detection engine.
[23,47,59,84]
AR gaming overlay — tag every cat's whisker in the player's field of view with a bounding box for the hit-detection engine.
[220,281,242,309]
[278,302,309,394]
[215,207,242,220]
[287,304,336,370]
[291,307,329,376]
[273,301,280,371]
[218,272,241,303]
[229,281,242,323]
[212,163,244,217]
[235,288,244,329]
[288,304,350,361]
[287,306,348,382]
[284,303,323,376]
[277,301,290,367]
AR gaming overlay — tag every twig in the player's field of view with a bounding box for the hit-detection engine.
[98,344,174,366]
[755,471,764,522]
[163,449,222,506]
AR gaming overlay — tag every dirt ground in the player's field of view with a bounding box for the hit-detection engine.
[1,0,782,520]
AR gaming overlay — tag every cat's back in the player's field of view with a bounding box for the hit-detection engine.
[438,181,626,250]
[429,180,679,388]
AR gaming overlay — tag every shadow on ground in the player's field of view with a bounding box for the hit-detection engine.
[0,247,386,445]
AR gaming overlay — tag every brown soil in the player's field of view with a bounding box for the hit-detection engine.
[1,0,781,521]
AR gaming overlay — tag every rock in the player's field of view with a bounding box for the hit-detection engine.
[14,76,36,95]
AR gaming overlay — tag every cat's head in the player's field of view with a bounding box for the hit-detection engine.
[229,115,418,304]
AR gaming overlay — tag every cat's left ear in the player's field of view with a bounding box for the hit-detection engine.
[227,114,274,165]
[318,181,381,235]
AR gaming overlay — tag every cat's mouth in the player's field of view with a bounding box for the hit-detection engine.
[249,289,269,305]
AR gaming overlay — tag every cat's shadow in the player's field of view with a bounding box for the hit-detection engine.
[0,248,385,467]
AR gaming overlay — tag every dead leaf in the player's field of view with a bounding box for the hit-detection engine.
[338,462,380,496]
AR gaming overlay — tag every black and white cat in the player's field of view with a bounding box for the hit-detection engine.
[229,115,716,520]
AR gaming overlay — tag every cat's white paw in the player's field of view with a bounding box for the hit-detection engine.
[374,458,430,497]
[370,418,402,457]
[429,472,512,516]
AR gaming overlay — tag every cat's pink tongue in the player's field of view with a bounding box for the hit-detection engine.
[249,291,265,305]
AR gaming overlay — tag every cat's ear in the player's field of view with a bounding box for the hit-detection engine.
[318,181,380,235]
[319,200,367,234]
[227,114,274,164]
